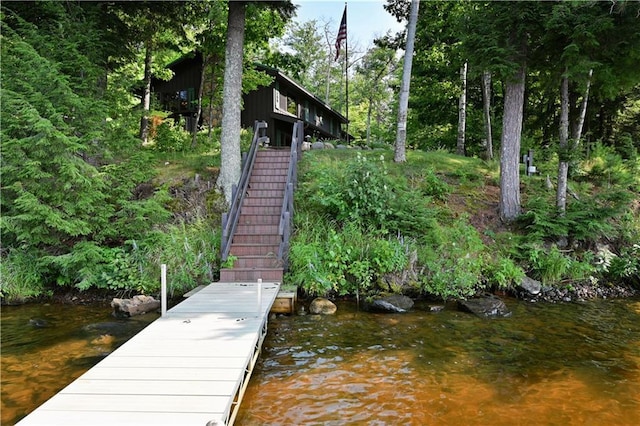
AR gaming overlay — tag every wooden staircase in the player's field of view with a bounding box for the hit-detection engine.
[219,149,291,282]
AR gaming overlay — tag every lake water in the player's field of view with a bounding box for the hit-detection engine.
[2,297,639,425]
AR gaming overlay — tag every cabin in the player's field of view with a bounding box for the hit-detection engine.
[151,52,348,145]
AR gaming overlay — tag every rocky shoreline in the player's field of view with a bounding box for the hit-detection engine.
[513,281,639,303]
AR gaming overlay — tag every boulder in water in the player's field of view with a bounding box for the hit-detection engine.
[111,295,160,318]
[366,294,414,313]
[458,294,511,317]
[309,297,337,315]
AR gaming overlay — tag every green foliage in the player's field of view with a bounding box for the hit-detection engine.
[339,152,395,230]
[287,217,409,297]
[152,121,192,152]
[139,221,220,297]
[417,169,451,201]
[0,249,51,303]
[607,244,640,288]
[484,256,526,289]
[1,11,172,298]
[300,151,439,238]
[418,219,488,300]
[517,244,595,286]
[578,142,637,188]
[519,187,632,244]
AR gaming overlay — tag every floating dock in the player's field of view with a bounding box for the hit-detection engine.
[17,281,280,426]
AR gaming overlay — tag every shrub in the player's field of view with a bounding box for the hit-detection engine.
[418,219,487,300]
[0,249,51,303]
[607,244,640,288]
[139,220,220,297]
[419,169,451,201]
[287,220,410,297]
[153,121,191,152]
[484,256,526,289]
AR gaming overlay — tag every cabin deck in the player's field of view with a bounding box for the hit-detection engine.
[17,281,280,426]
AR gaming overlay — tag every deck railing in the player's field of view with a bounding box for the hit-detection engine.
[221,121,268,262]
[278,120,303,269]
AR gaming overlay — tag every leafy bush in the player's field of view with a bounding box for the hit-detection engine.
[519,190,631,244]
[287,219,409,297]
[578,142,636,187]
[139,221,221,297]
[153,121,191,152]
[607,244,640,288]
[300,151,439,238]
[418,219,487,300]
[419,169,452,201]
[484,256,526,289]
[0,249,51,303]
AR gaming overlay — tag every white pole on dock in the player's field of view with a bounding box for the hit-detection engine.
[161,264,167,316]
[257,278,262,314]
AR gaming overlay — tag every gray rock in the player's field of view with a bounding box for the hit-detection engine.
[311,141,325,150]
[458,294,511,317]
[518,276,542,296]
[367,294,414,313]
[309,297,337,315]
[336,144,348,149]
[111,295,160,318]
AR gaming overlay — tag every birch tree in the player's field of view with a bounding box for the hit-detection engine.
[456,60,468,156]
[394,0,419,163]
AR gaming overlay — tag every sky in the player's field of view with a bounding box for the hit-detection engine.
[292,0,406,49]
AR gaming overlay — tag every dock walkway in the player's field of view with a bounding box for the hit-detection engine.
[17,281,280,426]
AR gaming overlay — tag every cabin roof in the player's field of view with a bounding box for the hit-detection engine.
[155,51,347,124]
[254,64,347,123]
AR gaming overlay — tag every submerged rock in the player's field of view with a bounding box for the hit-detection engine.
[458,294,511,317]
[28,318,50,328]
[366,294,414,313]
[309,297,337,315]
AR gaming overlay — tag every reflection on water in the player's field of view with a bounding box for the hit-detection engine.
[237,298,640,425]
[1,303,158,425]
[2,299,639,425]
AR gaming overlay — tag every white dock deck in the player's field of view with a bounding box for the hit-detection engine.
[17,281,280,426]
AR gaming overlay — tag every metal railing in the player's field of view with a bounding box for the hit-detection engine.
[221,121,268,262]
[277,120,303,269]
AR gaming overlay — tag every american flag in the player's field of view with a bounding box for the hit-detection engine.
[334,6,347,61]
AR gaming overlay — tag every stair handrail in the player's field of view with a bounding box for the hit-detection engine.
[221,120,268,262]
[278,120,303,268]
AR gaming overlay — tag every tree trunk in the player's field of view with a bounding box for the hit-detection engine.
[482,70,493,160]
[499,64,526,222]
[139,40,153,145]
[218,1,246,204]
[456,61,468,156]
[192,54,208,149]
[394,0,420,163]
[573,68,593,142]
[557,74,570,215]
[366,95,372,145]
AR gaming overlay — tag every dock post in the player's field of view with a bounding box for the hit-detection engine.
[257,278,262,314]
[161,264,167,316]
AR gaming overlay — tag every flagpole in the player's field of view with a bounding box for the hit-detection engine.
[344,2,349,144]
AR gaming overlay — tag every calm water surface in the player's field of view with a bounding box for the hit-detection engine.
[1,303,158,425]
[237,298,640,425]
[2,298,639,425]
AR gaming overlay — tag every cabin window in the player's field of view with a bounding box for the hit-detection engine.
[304,101,309,121]
[287,96,297,116]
